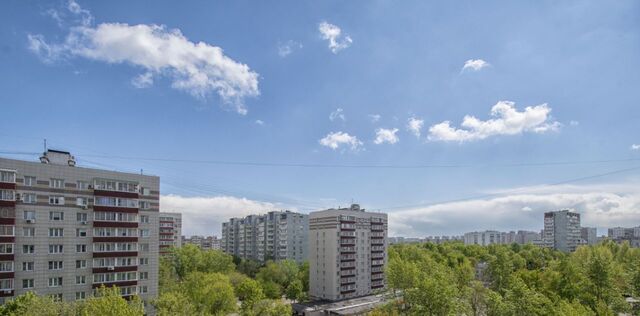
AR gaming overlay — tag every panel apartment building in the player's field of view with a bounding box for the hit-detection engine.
[221,210,308,263]
[543,209,581,252]
[0,150,159,304]
[309,204,387,301]
[159,212,182,255]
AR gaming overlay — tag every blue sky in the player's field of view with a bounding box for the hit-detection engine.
[1,0,639,236]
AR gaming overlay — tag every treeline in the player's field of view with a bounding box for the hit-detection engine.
[0,244,309,316]
[157,244,308,315]
[373,241,640,316]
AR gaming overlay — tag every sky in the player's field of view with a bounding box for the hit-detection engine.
[1,0,639,237]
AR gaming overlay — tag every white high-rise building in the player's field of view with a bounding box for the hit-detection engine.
[0,150,159,305]
[543,210,581,252]
[309,204,387,301]
[158,212,182,255]
[221,210,308,263]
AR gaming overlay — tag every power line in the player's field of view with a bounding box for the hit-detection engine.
[1,150,639,169]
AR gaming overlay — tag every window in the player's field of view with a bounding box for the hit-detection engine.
[76,197,88,207]
[75,292,86,300]
[22,279,34,289]
[24,176,36,186]
[76,229,87,237]
[23,193,36,204]
[140,243,149,252]
[23,210,36,220]
[76,260,86,269]
[0,190,14,201]
[139,201,150,209]
[0,171,15,183]
[0,261,13,272]
[22,245,33,254]
[0,208,14,219]
[138,285,148,294]
[22,227,35,237]
[139,272,148,280]
[139,258,149,265]
[0,226,14,236]
[140,215,149,223]
[22,262,34,271]
[49,211,64,221]
[50,178,64,189]
[50,293,63,301]
[49,196,65,205]
[48,261,63,270]
[48,244,63,254]
[0,279,12,290]
[77,212,88,222]
[139,229,150,238]
[77,181,88,190]
[48,277,63,287]
[49,228,64,237]
[75,275,86,285]
[0,244,13,254]
[76,244,87,253]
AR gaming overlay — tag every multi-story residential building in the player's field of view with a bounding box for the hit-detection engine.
[158,212,182,255]
[221,210,308,263]
[515,230,542,245]
[182,235,220,251]
[607,226,640,248]
[543,210,581,252]
[464,231,503,246]
[0,150,159,305]
[581,227,598,245]
[309,204,388,301]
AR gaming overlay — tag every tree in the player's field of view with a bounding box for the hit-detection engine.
[79,286,144,316]
[285,279,304,302]
[154,291,198,316]
[236,278,265,313]
[404,268,460,315]
[0,291,74,316]
[250,299,292,316]
[181,272,237,315]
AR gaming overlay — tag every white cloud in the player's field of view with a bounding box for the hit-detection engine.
[277,40,302,57]
[462,59,490,72]
[28,2,259,115]
[255,119,265,126]
[368,114,381,123]
[319,131,362,151]
[631,144,640,150]
[427,101,560,142]
[329,108,346,122]
[318,21,352,53]
[407,117,424,138]
[160,194,278,236]
[131,72,153,88]
[374,128,399,145]
[387,182,640,237]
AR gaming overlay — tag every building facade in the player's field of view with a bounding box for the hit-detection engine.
[158,212,182,255]
[309,204,387,301]
[543,210,581,252]
[182,235,220,251]
[0,150,159,304]
[221,210,308,263]
[581,227,598,245]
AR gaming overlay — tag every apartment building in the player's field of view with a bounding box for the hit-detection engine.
[463,230,541,246]
[543,210,581,252]
[309,204,388,301]
[581,227,598,245]
[183,235,220,251]
[221,210,308,263]
[158,212,182,255]
[0,150,159,304]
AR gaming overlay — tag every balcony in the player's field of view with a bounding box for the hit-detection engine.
[371,259,384,267]
[341,269,356,277]
[340,246,356,253]
[371,280,384,289]
[371,272,384,281]
[340,261,356,269]
[340,277,356,284]
[371,266,384,273]
[340,223,356,230]
[339,231,356,237]
[340,254,356,261]
[371,246,384,252]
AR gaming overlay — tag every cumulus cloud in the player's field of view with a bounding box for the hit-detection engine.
[462,59,490,72]
[255,119,265,126]
[131,72,153,88]
[28,1,259,115]
[374,128,399,145]
[329,108,346,122]
[277,40,302,57]
[318,21,352,53]
[368,114,381,123]
[319,131,362,151]
[631,144,640,150]
[160,194,278,236]
[387,182,640,237]
[427,101,561,142]
[407,117,424,138]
